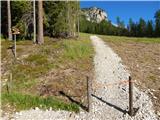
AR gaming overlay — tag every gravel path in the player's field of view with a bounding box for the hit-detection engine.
[76,36,158,120]
[2,36,158,120]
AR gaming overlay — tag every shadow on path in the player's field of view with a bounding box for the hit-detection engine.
[92,94,127,114]
[59,91,88,111]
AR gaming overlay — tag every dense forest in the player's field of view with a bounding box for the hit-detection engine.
[1,1,80,42]
[1,1,160,42]
[80,9,160,37]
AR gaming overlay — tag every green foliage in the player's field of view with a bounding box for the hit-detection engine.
[44,1,79,37]
[2,92,79,112]
[63,39,93,60]
[25,54,48,65]
[15,21,27,40]
[2,1,80,39]
[137,18,147,37]
[79,16,128,36]
[1,1,32,39]
[127,9,160,37]
[11,1,32,26]
[116,16,125,28]
[146,20,154,37]
[154,9,160,37]
[1,35,93,112]
[6,53,55,91]
[44,1,67,37]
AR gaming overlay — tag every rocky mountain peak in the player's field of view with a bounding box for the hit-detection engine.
[81,7,108,23]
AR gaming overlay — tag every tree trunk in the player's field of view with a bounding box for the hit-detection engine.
[37,0,44,44]
[7,0,12,40]
[67,0,71,37]
[33,0,36,43]
[77,0,79,37]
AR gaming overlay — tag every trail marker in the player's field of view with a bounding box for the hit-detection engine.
[12,27,20,58]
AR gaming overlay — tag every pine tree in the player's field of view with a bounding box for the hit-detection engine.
[154,9,160,37]
[37,0,44,44]
[33,0,36,43]
[7,0,12,40]
[146,20,153,37]
[138,18,146,37]
[76,0,80,37]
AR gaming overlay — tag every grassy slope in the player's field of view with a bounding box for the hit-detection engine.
[1,33,94,113]
[99,35,160,43]
[99,35,160,113]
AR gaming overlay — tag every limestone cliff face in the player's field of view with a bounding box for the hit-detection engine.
[81,7,108,23]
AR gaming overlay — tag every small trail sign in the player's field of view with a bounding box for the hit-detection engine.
[12,27,20,35]
[12,27,20,58]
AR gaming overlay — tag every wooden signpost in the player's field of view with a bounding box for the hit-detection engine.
[12,27,20,58]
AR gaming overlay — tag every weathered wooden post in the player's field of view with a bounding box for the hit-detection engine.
[10,73,12,90]
[14,34,16,57]
[6,82,10,94]
[129,76,133,116]
[6,73,12,94]
[87,76,91,112]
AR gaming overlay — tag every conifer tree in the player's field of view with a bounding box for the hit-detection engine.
[37,0,44,44]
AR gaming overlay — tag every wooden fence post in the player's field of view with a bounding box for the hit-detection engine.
[87,76,91,112]
[129,76,133,116]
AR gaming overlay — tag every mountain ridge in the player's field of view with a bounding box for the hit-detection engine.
[81,7,108,23]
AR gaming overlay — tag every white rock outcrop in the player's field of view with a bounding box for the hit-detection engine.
[81,7,108,23]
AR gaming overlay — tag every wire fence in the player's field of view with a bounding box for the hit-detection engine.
[87,76,134,116]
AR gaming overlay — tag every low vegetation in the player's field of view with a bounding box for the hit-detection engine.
[2,92,79,112]
[1,33,94,113]
[99,35,160,43]
[63,40,93,60]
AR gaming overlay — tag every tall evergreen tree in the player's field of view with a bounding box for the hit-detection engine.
[7,0,12,40]
[146,20,153,37]
[33,0,36,43]
[154,9,160,37]
[116,16,125,28]
[76,0,80,37]
[138,18,146,37]
[37,0,44,44]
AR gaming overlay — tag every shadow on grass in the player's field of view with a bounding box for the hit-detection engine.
[8,46,15,57]
[59,91,88,111]
[92,94,128,114]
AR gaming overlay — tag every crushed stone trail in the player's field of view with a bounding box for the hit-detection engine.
[75,36,157,120]
[2,36,158,120]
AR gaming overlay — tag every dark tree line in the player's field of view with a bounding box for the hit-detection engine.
[1,1,160,40]
[1,1,80,41]
[80,9,160,37]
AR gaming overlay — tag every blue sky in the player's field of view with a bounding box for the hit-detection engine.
[80,1,160,26]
